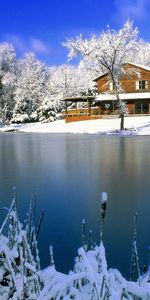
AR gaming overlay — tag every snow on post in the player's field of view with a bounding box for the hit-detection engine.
[101,192,107,220]
[130,212,141,284]
[100,192,108,243]
[49,245,54,266]
[81,218,86,250]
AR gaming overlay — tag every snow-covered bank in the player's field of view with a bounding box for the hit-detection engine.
[1,116,150,135]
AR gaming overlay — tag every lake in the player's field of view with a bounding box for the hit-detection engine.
[0,132,150,279]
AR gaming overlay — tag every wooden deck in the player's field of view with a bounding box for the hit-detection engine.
[63,106,150,123]
[65,115,102,123]
[62,107,117,123]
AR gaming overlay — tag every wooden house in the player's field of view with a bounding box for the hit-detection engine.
[63,62,150,122]
[94,62,150,115]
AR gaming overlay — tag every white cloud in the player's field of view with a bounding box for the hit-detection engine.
[2,34,51,56]
[115,0,150,21]
[29,38,50,55]
[3,34,28,53]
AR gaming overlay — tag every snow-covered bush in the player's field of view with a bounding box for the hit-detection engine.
[11,113,32,124]
[37,98,63,122]
[38,243,150,300]
[0,195,42,299]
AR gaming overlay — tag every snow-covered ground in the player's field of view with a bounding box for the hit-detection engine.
[1,116,150,135]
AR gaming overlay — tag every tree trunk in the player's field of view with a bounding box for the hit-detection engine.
[111,77,126,131]
[120,114,124,131]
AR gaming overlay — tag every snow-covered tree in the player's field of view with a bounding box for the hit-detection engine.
[0,43,17,122]
[64,21,139,130]
[47,64,82,100]
[36,65,69,122]
[129,39,150,67]
[48,64,96,100]
[12,53,48,123]
[37,63,96,121]
[77,62,97,96]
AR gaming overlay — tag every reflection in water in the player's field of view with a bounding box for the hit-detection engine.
[0,133,150,278]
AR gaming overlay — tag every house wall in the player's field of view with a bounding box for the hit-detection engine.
[96,64,150,94]
[97,74,110,94]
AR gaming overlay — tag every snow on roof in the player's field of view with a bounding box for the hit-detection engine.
[93,72,108,82]
[126,62,150,72]
[96,92,150,101]
[94,62,150,82]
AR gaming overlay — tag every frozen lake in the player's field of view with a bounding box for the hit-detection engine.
[0,132,150,279]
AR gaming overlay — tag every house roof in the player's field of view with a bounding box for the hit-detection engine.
[96,92,150,102]
[93,62,150,82]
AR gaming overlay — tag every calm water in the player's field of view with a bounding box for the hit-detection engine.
[0,132,150,279]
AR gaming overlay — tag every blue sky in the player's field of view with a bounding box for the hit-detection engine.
[1,0,150,66]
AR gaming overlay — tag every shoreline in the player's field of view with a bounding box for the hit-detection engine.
[0,116,150,135]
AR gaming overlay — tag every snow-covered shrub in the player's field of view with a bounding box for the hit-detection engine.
[11,113,31,124]
[0,196,42,299]
[11,111,39,124]
[38,242,150,300]
[1,193,150,299]
[37,98,63,122]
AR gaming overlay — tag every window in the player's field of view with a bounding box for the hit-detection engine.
[109,81,121,92]
[136,80,148,90]
[109,82,114,91]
